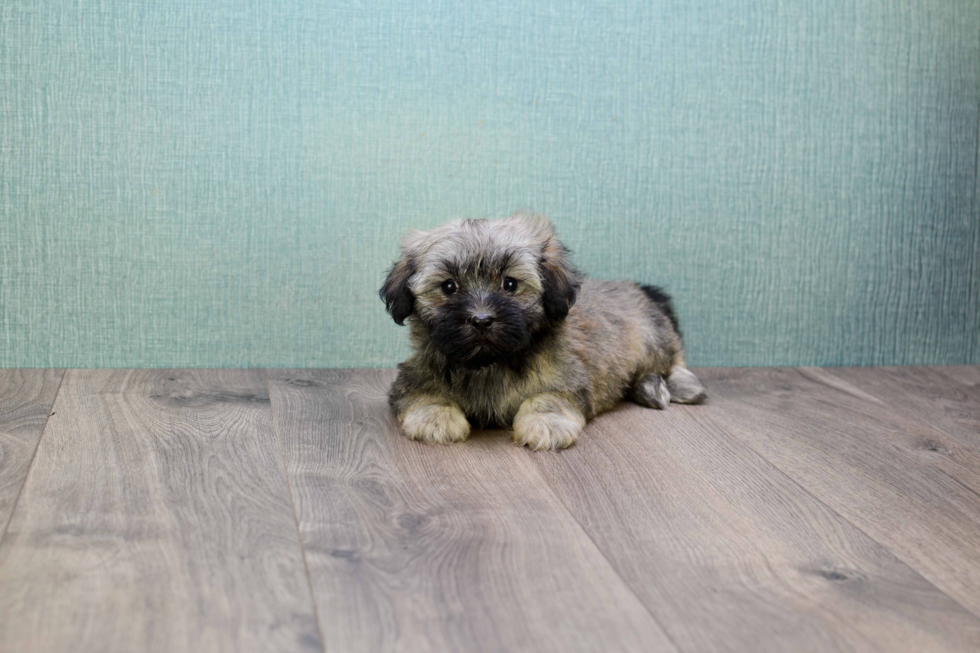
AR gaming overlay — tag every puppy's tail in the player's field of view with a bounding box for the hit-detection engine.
[639,284,680,336]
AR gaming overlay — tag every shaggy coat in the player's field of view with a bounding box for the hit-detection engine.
[380,212,706,450]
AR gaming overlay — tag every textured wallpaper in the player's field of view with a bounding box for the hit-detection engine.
[1,0,978,368]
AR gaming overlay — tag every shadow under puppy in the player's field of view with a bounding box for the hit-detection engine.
[380,211,706,450]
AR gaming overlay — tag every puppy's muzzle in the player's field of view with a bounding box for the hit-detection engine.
[467,312,495,332]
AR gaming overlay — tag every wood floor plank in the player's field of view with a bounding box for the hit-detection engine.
[825,366,980,451]
[529,400,980,652]
[0,369,64,540]
[794,367,980,497]
[0,369,322,653]
[697,366,980,619]
[932,365,980,389]
[267,369,676,653]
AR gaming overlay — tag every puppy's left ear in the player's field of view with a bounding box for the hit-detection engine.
[539,238,581,322]
[379,255,416,325]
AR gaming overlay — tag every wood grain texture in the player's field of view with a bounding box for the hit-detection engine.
[267,368,675,653]
[697,366,980,618]
[934,365,980,389]
[530,400,980,652]
[0,369,64,540]
[0,369,321,653]
[826,366,980,451]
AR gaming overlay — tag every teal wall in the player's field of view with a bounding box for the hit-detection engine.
[1,1,978,368]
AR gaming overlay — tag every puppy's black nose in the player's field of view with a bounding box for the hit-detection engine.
[468,313,495,331]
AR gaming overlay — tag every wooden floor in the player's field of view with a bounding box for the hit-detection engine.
[1,367,979,652]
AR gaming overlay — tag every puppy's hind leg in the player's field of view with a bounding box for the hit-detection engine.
[666,365,707,404]
[632,373,671,410]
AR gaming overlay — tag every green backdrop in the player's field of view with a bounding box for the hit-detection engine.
[2,0,978,368]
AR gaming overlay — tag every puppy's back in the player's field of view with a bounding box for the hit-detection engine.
[563,279,683,412]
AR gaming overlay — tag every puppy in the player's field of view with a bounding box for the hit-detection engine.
[379,211,706,450]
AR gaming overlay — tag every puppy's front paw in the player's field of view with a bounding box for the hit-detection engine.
[513,395,586,451]
[400,402,471,444]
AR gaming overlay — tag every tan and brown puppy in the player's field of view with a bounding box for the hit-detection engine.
[380,211,706,450]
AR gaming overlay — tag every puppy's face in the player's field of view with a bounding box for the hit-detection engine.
[380,212,580,369]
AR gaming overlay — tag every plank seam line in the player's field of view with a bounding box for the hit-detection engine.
[519,450,684,653]
[809,366,980,454]
[700,367,980,623]
[265,369,328,653]
[0,368,67,549]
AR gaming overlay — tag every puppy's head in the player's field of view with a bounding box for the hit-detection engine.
[380,211,581,368]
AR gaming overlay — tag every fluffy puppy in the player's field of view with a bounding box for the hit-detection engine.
[379,211,706,450]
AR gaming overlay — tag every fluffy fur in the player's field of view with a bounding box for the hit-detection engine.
[380,211,706,450]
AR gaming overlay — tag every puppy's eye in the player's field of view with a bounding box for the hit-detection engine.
[441,280,458,296]
[503,277,518,292]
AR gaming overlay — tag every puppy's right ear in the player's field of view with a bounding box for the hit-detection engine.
[379,255,416,325]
